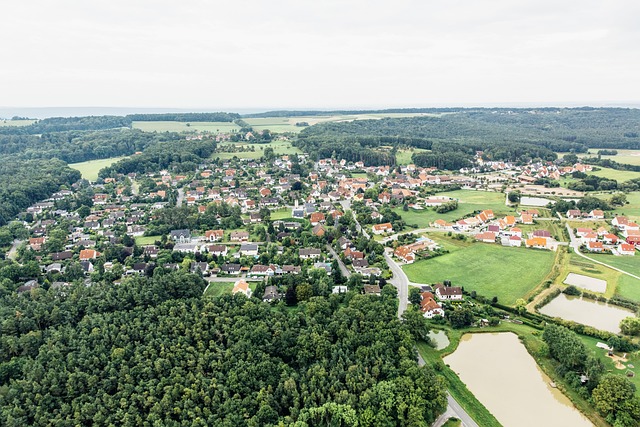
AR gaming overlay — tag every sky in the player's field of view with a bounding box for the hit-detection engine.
[1,0,639,112]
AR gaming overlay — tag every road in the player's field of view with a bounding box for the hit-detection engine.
[176,188,185,207]
[326,244,351,278]
[565,224,640,281]
[7,239,22,261]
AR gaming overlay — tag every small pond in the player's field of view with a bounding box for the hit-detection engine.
[427,330,450,350]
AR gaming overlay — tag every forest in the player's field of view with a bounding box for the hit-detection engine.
[296,108,640,167]
[0,159,80,226]
[0,272,447,426]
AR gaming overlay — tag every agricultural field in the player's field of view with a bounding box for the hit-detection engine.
[587,253,640,279]
[609,191,640,221]
[578,149,640,166]
[213,140,302,160]
[403,238,555,305]
[69,156,127,181]
[589,167,639,183]
[132,121,240,133]
[394,190,515,228]
[0,119,36,126]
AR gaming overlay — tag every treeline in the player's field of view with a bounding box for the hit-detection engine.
[99,138,218,176]
[295,108,640,167]
[0,159,80,226]
[127,112,239,122]
[242,108,461,118]
[0,115,131,135]
[582,157,640,173]
[0,273,447,426]
[0,129,179,163]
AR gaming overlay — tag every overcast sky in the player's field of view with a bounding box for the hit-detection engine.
[1,0,639,111]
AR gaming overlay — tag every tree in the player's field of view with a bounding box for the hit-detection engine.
[401,307,430,341]
[507,191,521,203]
[592,375,639,422]
[514,298,527,314]
[610,193,628,207]
[296,283,313,302]
[409,287,422,306]
[542,324,586,370]
[448,307,473,329]
[285,286,297,305]
[620,317,640,336]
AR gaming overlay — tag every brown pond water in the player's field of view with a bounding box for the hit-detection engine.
[444,333,593,427]
[539,293,634,333]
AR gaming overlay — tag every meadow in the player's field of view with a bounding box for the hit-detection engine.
[577,149,640,167]
[134,235,161,246]
[609,191,640,221]
[394,189,515,228]
[395,147,429,165]
[69,156,127,181]
[589,167,639,183]
[403,238,555,305]
[203,281,257,297]
[0,119,36,126]
[132,121,240,133]
[213,140,302,160]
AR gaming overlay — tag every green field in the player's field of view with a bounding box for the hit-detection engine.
[270,208,293,220]
[203,281,257,297]
[132,121,240,133]
[577,149,640,167]
[135,235,161,246]
[403,241,555,305]
[587,253,640,278]
[395,190,515,228]
[0,119,36,126]
[395,148,429,165]
[213,140,302,160]
[69,156,127,181]
[609,191,640,221]
[589,167,639,183]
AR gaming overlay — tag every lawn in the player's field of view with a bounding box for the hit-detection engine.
[270,208,293,220]
[132,121,240,133]
[587,253,640,278]
[69,156,127,181]
[577,149,640,167]
[589,167,639,183]
[135,235,161,246]
[203,281,257,297]
[609,191,640,221]
[403,242,555,305]
[395,189,515,228]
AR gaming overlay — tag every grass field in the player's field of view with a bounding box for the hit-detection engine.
[135,235,161,246]
[203,281,257,297]
[395,190,515,228]
[576,149,640,167]
[395,148,429,165]
[0,119,36,126]
[590,167,639,183]
[587,253,640,278]
[403,240,555,305]
[609,191,640,221]
[132,121,240,133]
[69,156,127,181]
[213,140,302,161]
[270,208,293,220]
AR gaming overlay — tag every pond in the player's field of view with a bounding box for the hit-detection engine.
[539,293,634,333]
[520,196,554,207]
[427,330,450,350]
[444,333,592,427]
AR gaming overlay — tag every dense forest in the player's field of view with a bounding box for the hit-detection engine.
[126,112,239,122]
[0,272,447,426]
[0,160,80,226]
[296,108,640,167]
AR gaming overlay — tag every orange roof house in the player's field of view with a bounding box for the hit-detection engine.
[79,249,99,260]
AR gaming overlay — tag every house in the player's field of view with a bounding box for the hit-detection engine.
[619,243,636,256]
[220,263,242,275]
[239,243,259,257]
[232,280,253,298]
[230,231,250,242]
[628,236,640,247]
[525,237,548,249]
[394,246,416,263]
[332,285,348,294]
[170,229,191,243]
[51,251,73,261]
[474,231,496,243]
[363,285,381,296]
[79,249,99,260]
[299,248,321,259]
[520,213,534,225]
[205,229,224,242]
[262,285,281,302]
[508,235,522,247]
[309,212,326,226]
[29,237,46,251]
[372,222,393,235]
[587,241,604,252]
[144,245,159,258]
[420,292,445,319]
[207,245,228,256]
[282,265,302,275]
[566,209,581,219]
[434,284,463,300]
[190,262,210,275]
[589,210,605,219]
[312,224,326,237]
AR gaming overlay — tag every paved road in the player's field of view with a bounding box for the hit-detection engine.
[384,250,410,318]
[566,224,640,281]
[176,188,185,207]
[7,239,22,261]
[326,244,351,278]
